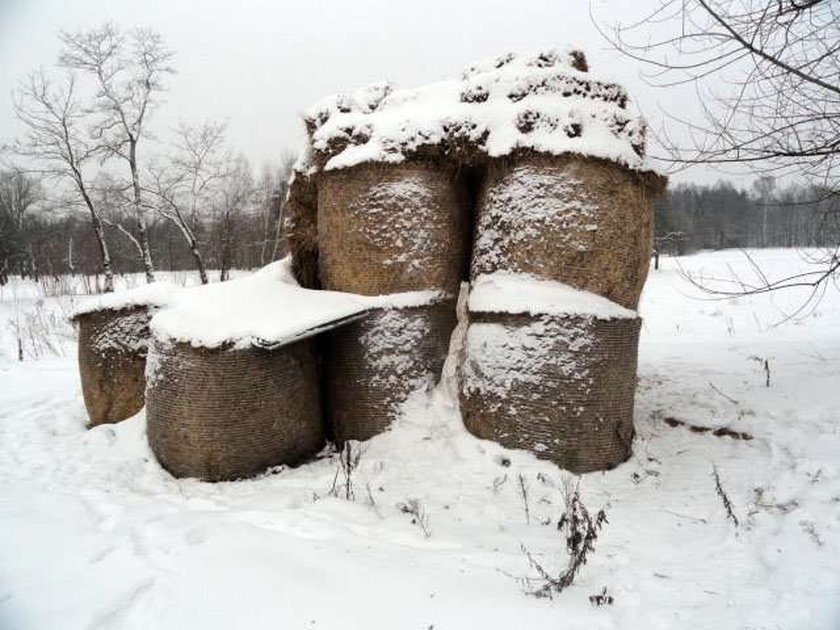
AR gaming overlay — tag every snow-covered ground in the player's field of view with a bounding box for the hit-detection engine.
[1,249,838,629]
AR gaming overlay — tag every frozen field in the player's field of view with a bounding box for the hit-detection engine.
[1,249,838,629]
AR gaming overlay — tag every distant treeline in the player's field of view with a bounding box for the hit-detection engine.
[2,211,286,283]
[4,169,840,287]
[0,164,290,286]
[655,178,840,255]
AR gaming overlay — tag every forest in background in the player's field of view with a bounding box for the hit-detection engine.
[0,161,291,287]
[655,178,840,257]
[3,165,839,288]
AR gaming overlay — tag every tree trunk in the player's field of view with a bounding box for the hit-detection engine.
[270,194,287,261]
[91,213,115,293]
[130,140,155,283]
[189,237,209,284]
[29,244,39,282]
[77,178,115,293]
[67,236,76,275]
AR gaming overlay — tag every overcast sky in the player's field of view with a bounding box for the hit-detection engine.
[0,0,741,185]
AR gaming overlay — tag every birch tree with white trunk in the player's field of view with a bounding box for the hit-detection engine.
[58,23,174,284]
[146,122,228,284]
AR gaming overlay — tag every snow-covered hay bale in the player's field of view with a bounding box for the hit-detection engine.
[75,306,150,428]
[322,297,456,442]
[471,153,665,310]
[459,274,641,473]
[298,48,664,301]
[72,282,179,427]
[303,49,648,173]
[460,312,640,473]
[145,339,323,482]
[317,161,467,296]
[142,262,390,480]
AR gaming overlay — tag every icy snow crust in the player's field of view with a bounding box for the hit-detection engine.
[469,272,636,319]
[148,260,441,349]
[302,48,647,173]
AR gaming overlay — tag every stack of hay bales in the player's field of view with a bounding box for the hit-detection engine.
[72,283,179,427]
[291,48,664,468]
[454,52,665,471]
[293,84,469,442]
[144,262,378,481]
[71,48,664,480]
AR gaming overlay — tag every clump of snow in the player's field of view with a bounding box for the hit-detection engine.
[469,272,636,319]
[302,48,647,173]
[149,261,442,349]
[71,281,181,319]
[249,257,299,284]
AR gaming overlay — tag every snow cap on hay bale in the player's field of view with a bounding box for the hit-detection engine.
[145,261,389,481]
[293,47,660,291]
[71,282,180,428]
[300,48,648,174]
[471,152,666,310]
[459,274,641,473]
[322,292,457,443]
[317,160,468,296]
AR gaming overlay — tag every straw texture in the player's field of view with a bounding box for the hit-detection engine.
[459,311,641,473]
[146,339,323,482]
[317,162,468,296]
[76,306,150,427]
[471,153,664,310]
[322,301,456,442]
[286,171,321,289]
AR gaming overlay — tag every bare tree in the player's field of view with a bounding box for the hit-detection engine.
[146,122,228,284]
[254,155,295,265]
[753,175,776,248]
[91,172,147,267]
[58,23,174,284]
[212,155,255,281]
[11,71,115,291]
[598,0,840,296]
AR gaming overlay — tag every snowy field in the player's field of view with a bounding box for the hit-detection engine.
[1,249,839,629]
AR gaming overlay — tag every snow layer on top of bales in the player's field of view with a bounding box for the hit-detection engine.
[71,281,182,319]
[469,272,636,319]
[302,48,647,173]
[149,261,441,349]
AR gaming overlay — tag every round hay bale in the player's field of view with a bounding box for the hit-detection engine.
[317,161,468,296]
[459,311,641,473]
[322,299,456,443]
[471,152,664,310]
[76,306,151,427]
[286,171,321,289]
[146,338,323,482]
